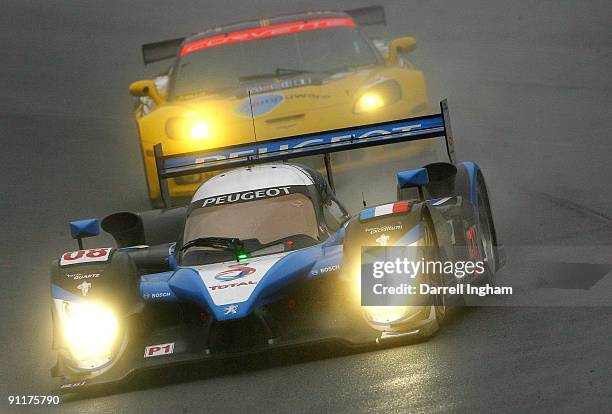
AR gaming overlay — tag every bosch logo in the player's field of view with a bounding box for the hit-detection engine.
[214,266,256,281]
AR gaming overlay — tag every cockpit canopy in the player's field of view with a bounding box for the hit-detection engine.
[180,163,341,266]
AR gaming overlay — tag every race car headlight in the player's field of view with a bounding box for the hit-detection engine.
[354,80,402,113]
[363,306,415,325]
[165,117,211,141]
[60,301,119,365]
[190,122,209,140]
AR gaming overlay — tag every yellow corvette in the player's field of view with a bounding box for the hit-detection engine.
[129,7,431,206]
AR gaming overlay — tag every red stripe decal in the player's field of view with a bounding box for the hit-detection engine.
[392,200,410,213]
[181,17,356,56]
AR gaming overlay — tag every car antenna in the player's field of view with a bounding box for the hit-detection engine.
[362,192,367,207]
[246,90,258,169]
[247,90,258,144]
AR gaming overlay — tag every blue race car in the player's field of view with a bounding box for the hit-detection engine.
[50,101,503,391]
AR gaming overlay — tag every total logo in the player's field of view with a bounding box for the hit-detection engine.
[214,265,256,281]
[210,280,257,291]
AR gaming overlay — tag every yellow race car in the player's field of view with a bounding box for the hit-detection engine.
[129,6,432,206]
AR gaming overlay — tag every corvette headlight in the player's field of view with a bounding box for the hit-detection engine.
[190,122,209,140]
[356,93,385,112]
[60,301,118,366]
[354,80,402,113]
[166,117,211,141]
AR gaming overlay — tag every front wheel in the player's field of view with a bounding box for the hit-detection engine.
[475,172,497,285]
[362,219,447,339]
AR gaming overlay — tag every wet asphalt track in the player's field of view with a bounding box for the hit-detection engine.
[1,1,611,412]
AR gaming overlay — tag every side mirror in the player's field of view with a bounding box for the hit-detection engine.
[386,37,417,66]
[128,80,165,105]
[397,168,429,200]
[70,218,100,250]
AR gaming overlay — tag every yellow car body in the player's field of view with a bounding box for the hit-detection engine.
[130,11,431,205]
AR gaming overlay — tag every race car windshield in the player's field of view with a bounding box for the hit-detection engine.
[170,25,379,99]
[181,193,319,265]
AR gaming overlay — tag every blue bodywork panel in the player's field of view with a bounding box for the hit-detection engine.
[397,168,429,188]
[69,219,100,239]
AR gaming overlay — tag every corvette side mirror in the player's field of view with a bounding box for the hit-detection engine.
[129,80,165,105]
[386,37,417,66]
[69,218,100,250]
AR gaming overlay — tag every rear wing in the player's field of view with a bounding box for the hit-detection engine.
[140,6,385,65]
[155,100,455,206]
[142,37,184,65]
[345,5,386,26]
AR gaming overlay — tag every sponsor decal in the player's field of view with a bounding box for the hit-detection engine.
[210,280,257,290]
[319,264,340,274]
[224,305,239,315]
[144,342,174,358]
[66,272,101,280]
[360,201,410,221]
[172,116,443,169]
[376,234,390,246]
[60,380,86,389]
[247,78,312,95]
[181,17,356,56]
[198,186,292,208]
[214,265,256,281]
[60,248,111,266]
[196,252,288,306]
[365,223,403,235]
[311,263,341,276]
[76,281,91,296]
[237,94,284,117]
[285,93,331,100]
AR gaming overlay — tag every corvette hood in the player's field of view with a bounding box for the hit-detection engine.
[155,67,398,146]
[176,68,379,115]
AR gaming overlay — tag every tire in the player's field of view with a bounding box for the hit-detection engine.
[360,219,446,339]
[475,172,497,285]
[423,218,446,325]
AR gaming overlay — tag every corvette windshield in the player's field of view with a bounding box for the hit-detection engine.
[169,26,379,99]
[181,193,319,265]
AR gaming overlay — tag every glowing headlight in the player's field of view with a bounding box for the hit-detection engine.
[61,301,118,365]
[355,93,385,113]
[190,122,209,140]
[165,117,211,141]
[354,80,402,114]
[363,306,415,324]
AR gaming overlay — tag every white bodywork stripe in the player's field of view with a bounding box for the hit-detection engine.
[195,252,288,305]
